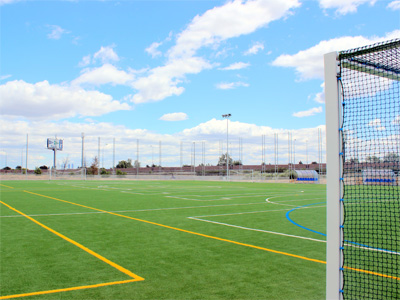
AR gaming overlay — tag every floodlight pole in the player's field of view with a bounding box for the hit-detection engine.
[26,134,28,178]
[294,139,296,171]
[306,139,308,165]
[113,138,115,175]
[81,132,85,168]
[222,114,231,180]
[53,135,57,169]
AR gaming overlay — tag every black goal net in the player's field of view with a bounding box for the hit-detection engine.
[339,39,400,299]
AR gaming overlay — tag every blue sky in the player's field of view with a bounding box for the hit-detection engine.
[1,0,399,169]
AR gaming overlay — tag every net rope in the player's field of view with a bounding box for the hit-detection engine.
[339,39,400,299]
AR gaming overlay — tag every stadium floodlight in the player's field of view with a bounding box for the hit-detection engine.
[47,136,63,169]
[222,114,231,180]
[325,39,399,300]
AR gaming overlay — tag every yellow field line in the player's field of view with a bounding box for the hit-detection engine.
[23,190,325,265]
[344,266,400,281]
[0,279,138,300]
[0,200,144,281]
[0,200,144,299]
[0,184,14,189]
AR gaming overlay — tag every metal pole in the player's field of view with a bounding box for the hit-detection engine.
[53,135,57,169]
[193,142,196,175]
[294,138,296,170]
[81,132,85,168]
[113,137,115,175]
[137,139,139,176]
[288,132,290,171]
[180,141,183,170]
[26,134,28,178]
[306,139,308,165]
[222,114,231,180]
[98,137,100,176]
[159,140,161,173]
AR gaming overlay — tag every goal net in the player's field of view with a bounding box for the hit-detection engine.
[50,168,87,180]
[325,39,399,300]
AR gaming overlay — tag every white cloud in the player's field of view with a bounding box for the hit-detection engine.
[272,30,400,81]
[318,0,376,15]
[145,42,163,58]
[388,0,400,10]
[93,45,119,64]
[47,25,69,40]
[72,64,135,87]
[131,56,213,103]
[368,118,386,131]
[0,116,326,169]
[169,0,300,59]
[78,55,92,67]
[293,106,323,117]
[0,80,131,120]
[132,0,300,103]
[0,74,12,80]
[159,112,188,121]
[0,0,22,5]
[314,82,325,104]
[244,42,264,55]
[215,81,249,90]
[219,62,250,71]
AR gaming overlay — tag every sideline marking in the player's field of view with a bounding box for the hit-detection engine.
[0,184,14,189]
[0,200,144,299]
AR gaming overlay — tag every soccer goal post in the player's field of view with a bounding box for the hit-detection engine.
[325,39,400,300]
[50,167,87,180]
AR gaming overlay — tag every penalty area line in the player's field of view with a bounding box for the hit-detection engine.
[0,279,141,300]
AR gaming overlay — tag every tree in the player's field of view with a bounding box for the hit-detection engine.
[87,156,99,175]
[116,159,133,168]
[39,165,48,170]
[366,156,381,163]
[383,152,399,163]
[34,167,42,175]
[347,158,359,163]
[217,153,233,166]
[233,160,242,166]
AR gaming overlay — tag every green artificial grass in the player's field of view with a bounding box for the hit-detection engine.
[1,180,326,299]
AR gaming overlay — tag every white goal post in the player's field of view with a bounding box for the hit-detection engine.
[49,168,87,180]
[324,51,342,300]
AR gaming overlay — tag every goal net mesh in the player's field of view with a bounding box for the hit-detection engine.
[50,168,86,180]
[339,39,400,299]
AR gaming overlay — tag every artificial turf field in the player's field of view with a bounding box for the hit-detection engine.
[0,180,327,299]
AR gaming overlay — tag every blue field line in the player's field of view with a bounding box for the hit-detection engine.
[286,202,399,255]
[285,202,327,237]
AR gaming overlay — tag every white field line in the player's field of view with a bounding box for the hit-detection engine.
[164,192,316,202]
[187,216,326,243]
[0,202,268,218]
